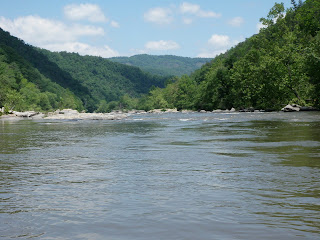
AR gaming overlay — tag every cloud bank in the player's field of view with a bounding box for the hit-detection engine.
[0,4,120,58]
[144,7,173,25]
[197,34,242,58]
[180,2,221,18]
[64,3,108,22]
[144,2,221,25]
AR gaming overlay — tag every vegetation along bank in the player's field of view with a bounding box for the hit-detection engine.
[0,0,319,116]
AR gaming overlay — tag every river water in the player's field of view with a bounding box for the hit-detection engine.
[0,112,319,240]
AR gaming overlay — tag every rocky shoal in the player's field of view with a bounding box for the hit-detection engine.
[0,105,318,120]
[1,109,128,120]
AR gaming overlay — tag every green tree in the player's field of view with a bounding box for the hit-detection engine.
[4,89,23,111]
[175,75,197,110]
[96,100,109,113]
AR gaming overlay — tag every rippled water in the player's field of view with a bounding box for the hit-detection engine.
[1,112,319,240]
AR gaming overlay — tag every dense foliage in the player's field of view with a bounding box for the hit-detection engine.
[109,54,212,77]
[1,0,319,113]
[38,50,167,111]
[138,0,320,111]
[0,28,167,112]
[0,44,83,113]
[0,28,92,111]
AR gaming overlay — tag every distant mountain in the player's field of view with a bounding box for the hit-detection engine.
[38,50,167,111]
[109,54,212,77]
[0,28,167,112]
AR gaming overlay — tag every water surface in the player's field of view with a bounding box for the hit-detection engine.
[1,112,319,239]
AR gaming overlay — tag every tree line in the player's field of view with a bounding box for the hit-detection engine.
[0,28,168,113]
[1,0,319,114]
[130,0,319,111]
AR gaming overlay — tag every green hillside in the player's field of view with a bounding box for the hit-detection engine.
[0,28,167,112]
[138,0,320,111]
[2,0,319,113]
[0,44,84,112]
[109,54,212,77]
[38,50,167,111]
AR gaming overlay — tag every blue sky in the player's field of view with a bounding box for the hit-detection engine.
[0,0,293,58]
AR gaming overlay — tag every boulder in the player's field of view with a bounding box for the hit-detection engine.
[148,109,163,113]
[13,111,39,117]
[212,109,223,113]
[166,108,179,113]
[281,104,300,112]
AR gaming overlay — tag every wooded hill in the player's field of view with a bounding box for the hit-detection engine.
[0,28,167,112]
[1,0,319,113]
[136,0,320,111]
[109,54,212,77]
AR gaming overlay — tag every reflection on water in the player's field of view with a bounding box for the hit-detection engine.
[0,112,319,240]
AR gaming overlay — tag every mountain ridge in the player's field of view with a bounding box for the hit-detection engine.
[109,54,212,77]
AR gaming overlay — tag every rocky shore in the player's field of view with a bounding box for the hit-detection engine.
[0,109,129,120]
[0,105,318,120]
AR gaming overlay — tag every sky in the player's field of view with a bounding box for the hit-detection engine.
[0,0,293,58]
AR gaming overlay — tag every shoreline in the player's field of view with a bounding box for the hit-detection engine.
[0,105,319,121]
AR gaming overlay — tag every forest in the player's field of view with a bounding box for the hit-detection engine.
[132,0,320,111]
[109,54,212,77]
[0,28,167,113]
[0,0,319,113]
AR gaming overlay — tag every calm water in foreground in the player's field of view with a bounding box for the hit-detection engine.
[0,112,319,240]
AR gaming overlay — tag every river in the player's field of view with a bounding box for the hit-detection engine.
[0,112,319,240]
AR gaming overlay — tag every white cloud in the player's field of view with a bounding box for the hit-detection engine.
[0,16,120,58]
[180,2,221,18]
[144,7,173,24]
[64,3,108,22]
[228,17,244,27]
[197,34,242,58]
[208,34,231,48]
[42,42,119,58]
[0,16,104,45]
[110,20,120,28]
[144,2,220,25]
[145,40,180,51]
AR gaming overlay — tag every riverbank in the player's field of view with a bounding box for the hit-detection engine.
[0,109,128,120]
[0,105,318,120]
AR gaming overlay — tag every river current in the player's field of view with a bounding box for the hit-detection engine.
[0,112,319,240]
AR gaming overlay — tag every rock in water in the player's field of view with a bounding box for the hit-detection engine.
[281,104,300,112]
[13,111,39,117]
